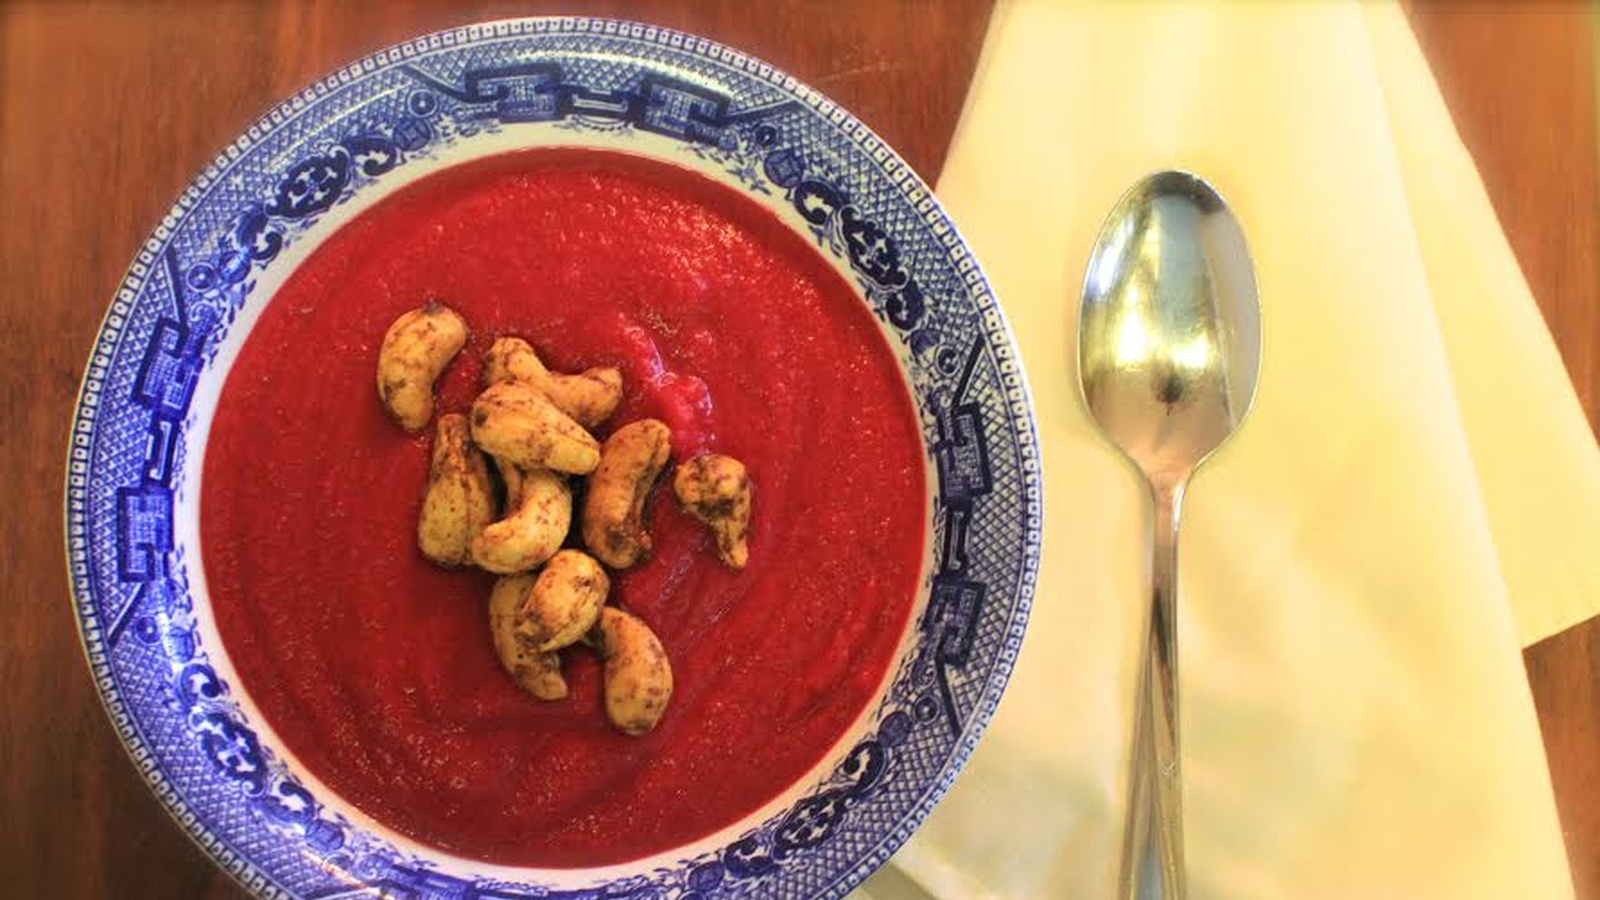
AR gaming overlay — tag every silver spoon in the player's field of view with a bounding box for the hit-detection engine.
[1077,171,1262,900]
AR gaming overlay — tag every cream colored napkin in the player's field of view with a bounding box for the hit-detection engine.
[854,2,1600,899]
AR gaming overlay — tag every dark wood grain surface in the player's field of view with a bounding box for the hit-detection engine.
[1,3,1593,897]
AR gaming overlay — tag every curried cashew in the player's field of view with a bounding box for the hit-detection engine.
[470,468,572,574]
[376,301,468,432]
[482,336,542,387]
[488,574,567,700]
[416,414,496,567]
[673,454,752,570]
[470,381,600,475]
[514,550,609,652]
[483,337,623,430]
[581,419,672,569]
[595,607,673,735]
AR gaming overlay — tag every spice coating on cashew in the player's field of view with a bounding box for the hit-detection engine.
[595,607,673,735]
[581,419,673,569]
[416,414,496,567]
[483,337,623,430]
[488,574,567,701]
[376,301,468,432]
[673,454,752,570]
[470,468,572,574]
[470,381,600,475]
[514,550,609,652]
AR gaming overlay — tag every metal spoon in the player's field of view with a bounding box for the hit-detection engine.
[1077,171,1262,900]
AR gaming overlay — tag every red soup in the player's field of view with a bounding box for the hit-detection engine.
[200,149,927,867]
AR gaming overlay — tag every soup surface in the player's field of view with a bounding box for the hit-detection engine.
[201,149,926,866]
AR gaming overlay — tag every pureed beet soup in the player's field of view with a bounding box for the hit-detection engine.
[199,149,927,867]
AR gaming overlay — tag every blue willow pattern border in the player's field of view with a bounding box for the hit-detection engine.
[64,18,1041,900]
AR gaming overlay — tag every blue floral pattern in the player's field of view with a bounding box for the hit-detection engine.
[64,17,1041,900]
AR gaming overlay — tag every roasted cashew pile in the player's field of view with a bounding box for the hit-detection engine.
[376,302,752,735]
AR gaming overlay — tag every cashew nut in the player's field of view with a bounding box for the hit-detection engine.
[470,468,572,574]
[581,419,672,569]
[673,454,752,570]
[483,337,623,430]
[595,607,673,735]
[416,413,496,567]
[514,550,609,652]
[376,301,468,432]
[488,574,567,701]
[470,381,600,475]
[482,336,542,387]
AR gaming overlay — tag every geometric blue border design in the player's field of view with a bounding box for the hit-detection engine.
[64,17,1042,900]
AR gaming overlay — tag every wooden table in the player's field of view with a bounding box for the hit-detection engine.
[2,2,1593,897]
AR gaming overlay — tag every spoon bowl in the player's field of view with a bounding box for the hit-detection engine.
[1080,171,1261,482]
[1078,170,1261,900]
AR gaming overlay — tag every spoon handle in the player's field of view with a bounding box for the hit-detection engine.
[1121,482,1186,900]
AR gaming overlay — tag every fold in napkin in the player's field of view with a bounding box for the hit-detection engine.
[856,2,1600,898]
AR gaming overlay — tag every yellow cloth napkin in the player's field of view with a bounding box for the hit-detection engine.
[854,2,1600,898]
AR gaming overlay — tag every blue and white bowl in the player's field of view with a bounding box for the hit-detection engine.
[64,18,1041,899]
